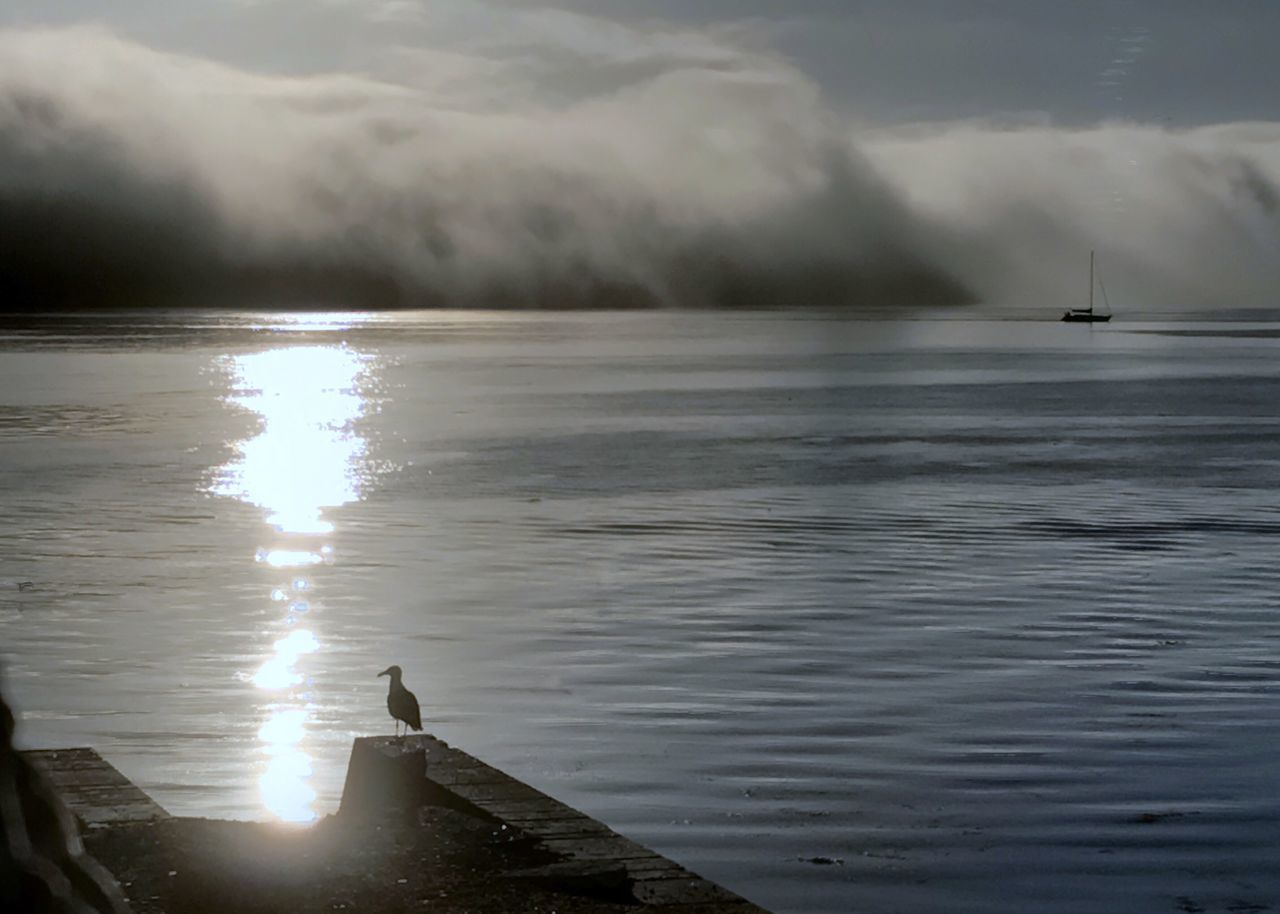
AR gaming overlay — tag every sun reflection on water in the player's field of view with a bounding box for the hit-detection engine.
[212,344,375,824]
[258,708,316,823]
[216,347,370,535]
[252,629,321,691]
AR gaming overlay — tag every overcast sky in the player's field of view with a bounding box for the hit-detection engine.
[522,0,1280,125]
[4,0,1277,125]
[2,2,1278,310]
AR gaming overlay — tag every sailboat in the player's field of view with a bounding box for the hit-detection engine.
[1061,250,1112,323]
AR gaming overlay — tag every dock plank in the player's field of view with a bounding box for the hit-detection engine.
[23,748,169,827]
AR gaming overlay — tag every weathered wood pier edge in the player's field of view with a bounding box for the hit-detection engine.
[24,734,770,913]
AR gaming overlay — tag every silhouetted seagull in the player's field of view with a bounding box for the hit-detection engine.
[378,665,422,739]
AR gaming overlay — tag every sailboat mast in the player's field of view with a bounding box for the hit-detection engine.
[1089,250,1095,313]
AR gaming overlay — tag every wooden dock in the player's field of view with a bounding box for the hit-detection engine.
[344,734,766,909]
[22,747,170,828]
[23,736,769,913]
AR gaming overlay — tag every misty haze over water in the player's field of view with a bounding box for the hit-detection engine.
[3,18,1280,314]
[3,311,1279,914]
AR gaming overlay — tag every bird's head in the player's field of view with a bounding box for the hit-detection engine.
[378,665,403,680]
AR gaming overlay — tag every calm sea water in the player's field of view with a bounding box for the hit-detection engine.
[2,311,1279,914]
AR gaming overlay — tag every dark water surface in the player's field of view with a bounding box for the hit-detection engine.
[2,311,1279,913]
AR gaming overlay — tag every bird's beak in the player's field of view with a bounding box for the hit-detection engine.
[377,668,391,677]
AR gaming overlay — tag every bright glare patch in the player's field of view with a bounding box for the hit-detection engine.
[258,708,307,745]
[259,549,325,568]
[251,656,302,690]
[276,629,320,655]
[210,346,371,535]
[257,696,320,821]
[259,707,317,824]
[252,312,373,333]
[252,629,320,690]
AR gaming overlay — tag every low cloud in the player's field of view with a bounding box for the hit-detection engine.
[0,25,1277,311]
[865,119,1280,309]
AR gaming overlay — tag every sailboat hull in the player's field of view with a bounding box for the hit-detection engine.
[1061,312,1111,323]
